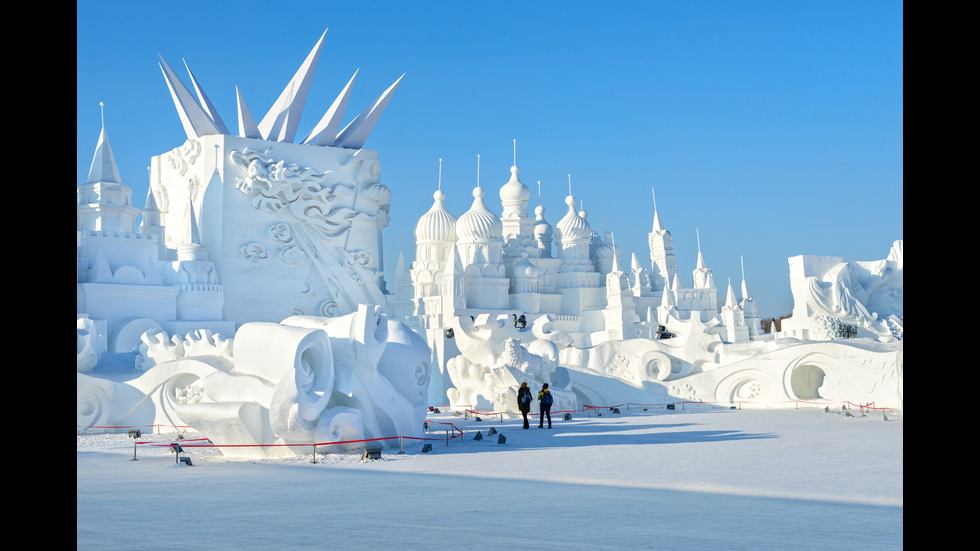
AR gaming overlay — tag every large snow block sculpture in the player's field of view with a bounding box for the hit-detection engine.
[149,135,390,327]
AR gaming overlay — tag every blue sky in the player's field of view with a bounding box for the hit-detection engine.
[77,1,903,319]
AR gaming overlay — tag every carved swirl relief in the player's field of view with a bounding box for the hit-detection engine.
[229,147,359,239]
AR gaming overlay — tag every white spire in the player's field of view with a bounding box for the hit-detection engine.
[610,232,620,272]
[302,69,358,145]
[159,55,221,139]
[334,73,405,148]
[652,187,665,232]
[258,29,327,143]
[86,102,123,186]
[696,228,706,269]
[725,278,738,308]
[235,85,261,138]
[741,255,750,300]
[183,59,230,134]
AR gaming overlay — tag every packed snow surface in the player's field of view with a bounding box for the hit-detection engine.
[77,406,902,550]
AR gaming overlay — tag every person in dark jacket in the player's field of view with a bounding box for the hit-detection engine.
[517,382,533,429]
[537,383,553,428]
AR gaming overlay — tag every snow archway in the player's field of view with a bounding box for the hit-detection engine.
[784,353,842,402]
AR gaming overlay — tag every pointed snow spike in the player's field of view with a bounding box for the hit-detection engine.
[236,85,261,139]
[183,58,230,134]
[726,279,738,307]
[143,186,159,211]
[257,29,327,143]
[159,55,220,140]
[334,73,404,149]
[303,69,359,146]
[87,126,124,186]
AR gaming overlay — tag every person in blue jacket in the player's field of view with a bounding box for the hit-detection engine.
[517,382,533,429]
[537,383,553,428]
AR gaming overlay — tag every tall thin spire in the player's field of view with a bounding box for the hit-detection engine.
[740,255,750,299]
[696,228,705,268]
[438,158,443,191]
[235,85,261,138]
[258,28,327,143]
[86,102,123,186]
[159,54,221,139]
[652,187,665,231]
[334,72,405,148]
[302,69,358,146]
[183,58,230,134]
[611,231,620,272]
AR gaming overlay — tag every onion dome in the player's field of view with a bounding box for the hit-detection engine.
[499,165,531,205]
[414,189,457,243]
[456,187,503,241]
[555,195,592,242]
[533,205,553,240]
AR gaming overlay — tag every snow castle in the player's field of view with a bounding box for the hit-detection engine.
[391,157,902,413]
[77,30,903,457]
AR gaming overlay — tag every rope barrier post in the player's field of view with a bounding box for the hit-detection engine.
[399,436,405,454]
[446,429,449,446]
[129,429,141,461]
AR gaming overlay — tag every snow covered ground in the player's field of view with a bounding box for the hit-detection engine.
[77,406,902,550]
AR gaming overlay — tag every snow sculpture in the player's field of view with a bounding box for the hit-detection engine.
[76,31,428,452]
[76,305,429,458]
[445,313,575,413]
[780,241,903,341]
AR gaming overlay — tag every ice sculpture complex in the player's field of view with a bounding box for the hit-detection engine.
[390,155,903,413]
[77,31,428,457]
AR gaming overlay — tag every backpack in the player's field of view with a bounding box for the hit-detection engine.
[542,391,553,407]
[520,391,531,405]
